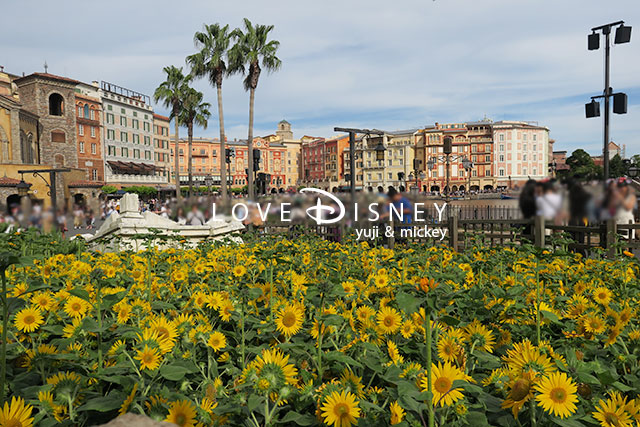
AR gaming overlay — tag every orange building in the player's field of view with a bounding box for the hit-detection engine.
[75,91,104,182]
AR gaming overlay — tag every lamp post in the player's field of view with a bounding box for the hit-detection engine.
[334,127,385,199]
[586,21,631,184]
[462,158,473,196]
[426,138,469,201]
[18,168,70,212]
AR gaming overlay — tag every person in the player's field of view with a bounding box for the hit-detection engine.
[86,209,95,230]
[614,178,637,239]
[187,205,205,226]
[518,179,537,238]
[73,205,84,229]
[175,207,186,225]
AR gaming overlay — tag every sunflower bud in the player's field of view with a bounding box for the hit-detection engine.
[577,383,591,398]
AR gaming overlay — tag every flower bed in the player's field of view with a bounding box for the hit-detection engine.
[0,237,639,426]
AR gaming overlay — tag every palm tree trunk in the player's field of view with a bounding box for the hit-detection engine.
[173,110,181,202]
[247,87,255,199]
[217,82,227,199]
[188,122,194,198]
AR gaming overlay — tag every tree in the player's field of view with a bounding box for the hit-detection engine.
[566,149,600,181]
[178,87,211,197]
[229,18,281,199]
[187,23,233,199]
[609,153,626,178]
[154,66,191,202]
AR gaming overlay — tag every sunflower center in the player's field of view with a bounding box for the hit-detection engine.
[334,403,349,416]
[143,354,154,363]
[24,315,35,324]
[211,338,220,347]
[384,317,394,327]
[282,312,297,328]
[434,377,452,393]
[550,387,567,403]
[157,327,169,338]
[604,412,619,424]
[175,413,187,426]
[72,303,81,311]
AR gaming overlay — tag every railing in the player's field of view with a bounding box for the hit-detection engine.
[251,216,639,258]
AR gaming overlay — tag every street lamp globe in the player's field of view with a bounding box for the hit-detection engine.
[374,141,386,161]
[17,179,31,197]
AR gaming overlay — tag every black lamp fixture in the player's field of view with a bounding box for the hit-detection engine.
[615,24,632,44]
[16,178,31,197]
[628,166,639,178]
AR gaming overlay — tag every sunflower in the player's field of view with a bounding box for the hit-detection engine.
[31,292,55,311]
[437,336,461,363]
[320,390,361,427]
[340,369,365,397]
[275,303,304,338]
[400,320,415,338]
[14,307,44,333]
[119,383,138,415]
[243,348,298,398]
[534,372,578,419]
[165,399,197,427]
[390,401,405,425]
[0,396,34,427]
[218,299,234,322]
[592,393,634,427]
[502,371,535,417]
[148,317,178,352]
[355,306,376,326]
[64,296,90,319]
[503,340,555,378]
[463,320,495,353]
[135,345,162,371]
[207,331,227,352]
[593,287,613,306]
[376,306,402,335]
[584,314,606,334]
[232,265,247,277]
[421,362,467,407]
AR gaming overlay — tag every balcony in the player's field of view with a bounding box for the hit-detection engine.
[106,172,169,185]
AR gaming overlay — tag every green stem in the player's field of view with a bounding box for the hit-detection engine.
[529,396,537,427]
[425,304,434,427]
[535,265,541,346]
[1,270,7,405]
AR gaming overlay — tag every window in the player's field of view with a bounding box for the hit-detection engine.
[107,129,115,140]
[120,131,128,142]
[485,144,491,152]
[106,113,114,124]
[120,116,127,126]
[90,126,96,137]
[49,93,64,116]
[132,119,139,129]
[108,145,116,156]
[79,124,84,136]
[388,173,392,179]
[134,149,140,159]
[499,168,505,177]
[523,143,527,151]
[90,109,95,120]
[533,168,537,175]
[533,144,537,151]
[533,134,537,141]
[133,134,140,144]
[485,155,491,162]
[523,154,527,161]
[92,169,98,180]
[523,134,528,141]
[122,147,129,157]
[499,134,504,142]
[91,143,96,154]
[121,108,125,114]
[523,167,527,175]
[79,141,85,153]
[133,112,137,117]
[145,151,151,160]
[108,105,112,111]
[84,104,90,118]
[499,144,504,151]
[499,154,504,162]
[51,131,65,143]
[144,136,150,145]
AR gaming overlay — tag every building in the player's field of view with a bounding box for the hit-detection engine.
[301,138,326,185]
[101,81,161,187]
[172,137,288,191]
[492,121,549,188]
[341,134,365,190]
[551,150,570,176]
[324,135,349,190]
[465,119,495,190]
[263,120,311,188]
[153,114,172,184]
[75,82,104,183]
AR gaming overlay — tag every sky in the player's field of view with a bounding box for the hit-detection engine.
[1,0,639,156]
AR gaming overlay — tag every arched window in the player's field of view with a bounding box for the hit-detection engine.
[49,93,64,116]
[84,104,90,118]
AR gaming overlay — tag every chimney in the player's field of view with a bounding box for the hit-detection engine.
[0,66,4,72]
[92,80,99,88]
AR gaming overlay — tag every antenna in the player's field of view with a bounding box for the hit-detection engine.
[43,61,48,73]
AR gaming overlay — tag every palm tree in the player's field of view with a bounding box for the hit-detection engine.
[187,23,233,199]
[178,87,211,197]
[229,18,281,199]
[154,66,191,202]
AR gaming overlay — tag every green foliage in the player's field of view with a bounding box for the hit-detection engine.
[101,185,118,194]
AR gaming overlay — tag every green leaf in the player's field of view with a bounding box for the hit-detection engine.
[439,315,460,326]
[77,391,123,412]
[324,351,363,368]
[160,360,199,381]
[466,411,490,426]
[551,416,587,427]
[69,288,91,301]
[540,310,562,324]
[279,411,316,426]
[396,291,422,315]
[247,394,263,413]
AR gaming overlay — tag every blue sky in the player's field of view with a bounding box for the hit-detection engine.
[1,0,639,155]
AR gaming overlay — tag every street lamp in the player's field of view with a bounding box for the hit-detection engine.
[16,177,31,197]
[334,127,385,199]
[462,157,473,195]
[628,166,639,178]
[585,20,632,183]
[374,140,386,161]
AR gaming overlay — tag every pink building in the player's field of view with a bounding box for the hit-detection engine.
[492,121,550,188]
[301,138,326,184]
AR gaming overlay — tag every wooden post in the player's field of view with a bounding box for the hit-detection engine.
[534,216,545,248]
[606,219,616,258]
[449,215,458,251]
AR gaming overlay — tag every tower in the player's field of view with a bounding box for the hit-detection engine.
[276,119,293,141]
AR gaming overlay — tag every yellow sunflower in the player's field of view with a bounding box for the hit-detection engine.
[165,399,197,427]
[592,392,634,427]
[207,331,227,352]
[584,314,607,335]
[376,306,402,335]
[593,287,612,306]
[463,319,495,353]
[390,400,405,425]
[275,303,304,338]
[437,336,461,363]
[534,372,578,419]
[502,371,535,417]
[0,396,34,427]
[135,345,162,371]
[64,296,90,319]
[421,362,467,407]
[320,390,361,427]
[14,307,44,333]
[232,265,247,277]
